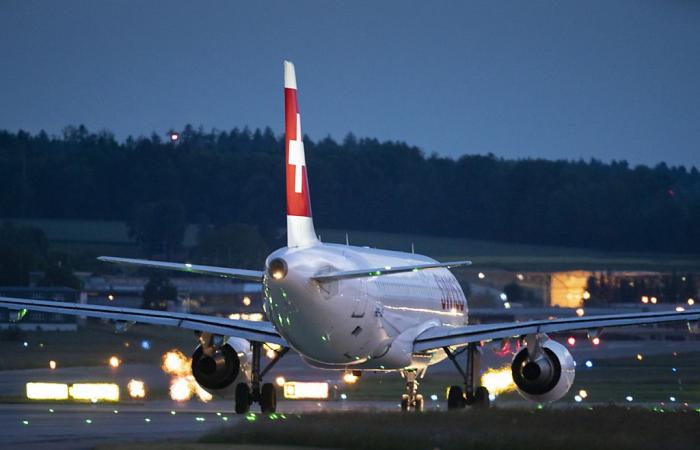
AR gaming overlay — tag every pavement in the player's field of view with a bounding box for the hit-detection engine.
[1,338,698,449]
[0,400,401,450]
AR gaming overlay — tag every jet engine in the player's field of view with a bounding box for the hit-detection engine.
[191,337,250,398]
[510,338,575,402]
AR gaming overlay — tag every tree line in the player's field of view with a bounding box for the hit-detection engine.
[1,125,699,254]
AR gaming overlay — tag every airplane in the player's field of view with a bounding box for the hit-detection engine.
[2,60,700,414]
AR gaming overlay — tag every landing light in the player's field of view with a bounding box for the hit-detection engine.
[128,379,146,399]
[268,258,287,280]
[283,382,329,399]
[69,383,120,402]
[26,383,69,400]
[343,372,359,384]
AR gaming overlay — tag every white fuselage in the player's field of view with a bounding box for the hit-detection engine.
[262,243,467,371]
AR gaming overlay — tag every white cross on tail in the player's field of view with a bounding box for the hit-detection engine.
[288,113,305,194]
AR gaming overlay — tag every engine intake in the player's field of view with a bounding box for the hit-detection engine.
[192,344,240,391]
[511,338,575,402]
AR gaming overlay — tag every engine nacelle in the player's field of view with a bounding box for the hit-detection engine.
[191,337,251,398]
[511,338,575,403]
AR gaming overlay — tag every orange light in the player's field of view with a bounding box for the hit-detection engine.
[641,296,649,304]
[127,379,146,399]
[650,297,657,304]
[343,372,359,384]
[49,360,57,370]
[242,296,251,306]
[575,308,585,317]
[275,376,286,387]
[109,356,120,368]
[162,350,191,377]
[169,377,192,402]
[481,365,516,395]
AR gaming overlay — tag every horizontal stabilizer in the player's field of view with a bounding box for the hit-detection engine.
[98,256,264,282]
[311,260,471,282]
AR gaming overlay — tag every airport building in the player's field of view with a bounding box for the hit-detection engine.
[0,287,80,331]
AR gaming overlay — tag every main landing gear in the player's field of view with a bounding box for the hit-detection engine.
[235,342,290,414]
[444,342,490,410]
[400,369,425,412]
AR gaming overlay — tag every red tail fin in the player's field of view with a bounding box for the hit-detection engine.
[284,61,317,247]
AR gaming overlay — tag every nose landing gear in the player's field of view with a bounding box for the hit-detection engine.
[399,369,425,412]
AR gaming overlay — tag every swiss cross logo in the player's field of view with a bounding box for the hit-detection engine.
[285,87,312,217]
[288,114,305,194]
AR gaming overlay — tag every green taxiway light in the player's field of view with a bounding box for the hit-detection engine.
[245,413,257,422]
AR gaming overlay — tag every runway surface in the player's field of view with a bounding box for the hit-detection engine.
[0,400,399,450]
[1,339,697,449]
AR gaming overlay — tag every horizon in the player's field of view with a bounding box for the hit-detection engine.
[1,1,699,168]
[3,124,698,171]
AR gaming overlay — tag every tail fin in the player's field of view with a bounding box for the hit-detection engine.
[284,61,318,248]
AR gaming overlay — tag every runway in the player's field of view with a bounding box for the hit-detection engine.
[0,400,400,450]
[1,339,697,449]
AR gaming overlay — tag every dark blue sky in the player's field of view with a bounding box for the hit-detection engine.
[1,1,698,167]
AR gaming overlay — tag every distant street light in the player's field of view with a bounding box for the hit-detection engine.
[168,131,180,143]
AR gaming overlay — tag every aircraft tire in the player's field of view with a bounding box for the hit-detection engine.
[260,383,277,413]
[235,383,251,414]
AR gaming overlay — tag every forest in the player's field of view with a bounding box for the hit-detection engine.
[1,125,698,256]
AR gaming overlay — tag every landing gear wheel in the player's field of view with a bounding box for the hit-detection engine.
[400,394,409,411]
[414,394,424,412]
[260,383,277,413]
[471,386,490,409]
[235,383,251,414]
[447,385,465,410]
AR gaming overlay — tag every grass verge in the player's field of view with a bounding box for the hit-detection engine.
[201,407,700,450]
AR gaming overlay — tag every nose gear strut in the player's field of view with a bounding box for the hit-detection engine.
[400,368,425,411]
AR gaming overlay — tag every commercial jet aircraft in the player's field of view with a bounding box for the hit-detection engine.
[2,61,700,413]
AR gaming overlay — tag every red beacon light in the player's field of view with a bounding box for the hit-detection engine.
[567,336,576,347]
[591,337,601,346]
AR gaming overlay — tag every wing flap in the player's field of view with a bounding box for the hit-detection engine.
[0,296,285,345]
[98,256,264,282]
[414,309,700,351]
[311,260,471,282]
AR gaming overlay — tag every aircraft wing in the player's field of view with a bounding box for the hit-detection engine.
[98,256,264,282]
[414,308,700,352]
[0,296,286,346]
[311,260,471,282]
